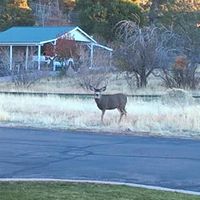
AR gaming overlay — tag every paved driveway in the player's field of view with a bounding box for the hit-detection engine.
[0,127,200,192]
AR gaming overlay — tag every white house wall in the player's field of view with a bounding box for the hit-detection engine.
[66,30,92,43]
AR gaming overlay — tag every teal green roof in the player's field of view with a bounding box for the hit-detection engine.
[0,26,77,44]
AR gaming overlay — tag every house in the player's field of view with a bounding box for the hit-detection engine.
[0,26,112,71]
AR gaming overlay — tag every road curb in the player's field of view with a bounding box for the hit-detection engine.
[0,178,200,196]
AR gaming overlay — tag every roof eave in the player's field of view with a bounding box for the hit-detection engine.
[0,42,41,46]
[40,39,57,45]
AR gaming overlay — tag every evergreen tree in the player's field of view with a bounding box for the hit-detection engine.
[12,0,31,9]
[76,0,144,41]
[0,0,35,31]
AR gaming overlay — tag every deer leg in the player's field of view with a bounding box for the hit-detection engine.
[119,113,123,124]
[118,108,124,124]
[101,110,105,123]
[123,108,127,117]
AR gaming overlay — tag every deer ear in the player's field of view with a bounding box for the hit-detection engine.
[100,86,107,92]
[89,85,95,91]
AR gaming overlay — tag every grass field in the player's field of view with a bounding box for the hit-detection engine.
[0,72,166,95]
[0,94,200,138]
[0,73,200,139]
[0,92,199,138]
[0,182,199,200]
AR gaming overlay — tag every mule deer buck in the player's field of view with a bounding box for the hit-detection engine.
[89,85,127,123]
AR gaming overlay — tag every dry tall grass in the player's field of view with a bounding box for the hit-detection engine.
[0,72,165,95]
[0,94,199,138]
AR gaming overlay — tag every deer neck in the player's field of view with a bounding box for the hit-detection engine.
[94,97,103,110]
[95,97,101,104]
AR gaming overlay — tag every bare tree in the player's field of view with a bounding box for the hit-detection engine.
[31,0,67,26]
[155,55,200,89]
[0,47,11,76]
[12,67,46,88]
[77,45,112,91]
[77,50,108,90]
[0,46,50,88]
[114,20,177,88]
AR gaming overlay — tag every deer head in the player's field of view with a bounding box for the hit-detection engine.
[89,85,106,99]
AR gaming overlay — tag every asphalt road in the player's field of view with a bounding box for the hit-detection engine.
[0,127,200,192]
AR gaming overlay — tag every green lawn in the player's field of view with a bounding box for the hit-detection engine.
[0,182,199,200]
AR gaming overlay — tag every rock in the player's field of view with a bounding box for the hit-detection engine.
[161,88,194,105]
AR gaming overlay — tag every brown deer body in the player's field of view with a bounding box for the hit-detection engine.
[90,86,127,123]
